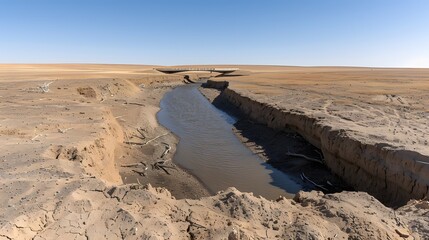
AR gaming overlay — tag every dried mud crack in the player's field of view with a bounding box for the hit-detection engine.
[0,65,428,239]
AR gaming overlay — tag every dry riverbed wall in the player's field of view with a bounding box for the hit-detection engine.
[211,86,429,206]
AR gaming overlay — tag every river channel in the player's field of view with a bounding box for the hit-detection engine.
[157,84,306,199]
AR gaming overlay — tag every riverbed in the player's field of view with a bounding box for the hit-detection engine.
[157,84,302,199]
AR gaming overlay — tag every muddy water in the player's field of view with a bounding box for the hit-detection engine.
[157,84,301,199]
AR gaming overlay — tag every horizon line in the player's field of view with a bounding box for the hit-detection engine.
[0,62,428,69]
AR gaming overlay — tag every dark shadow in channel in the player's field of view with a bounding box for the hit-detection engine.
[210,89,353,194]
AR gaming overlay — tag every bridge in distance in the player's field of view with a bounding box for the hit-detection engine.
[155,67,239,75]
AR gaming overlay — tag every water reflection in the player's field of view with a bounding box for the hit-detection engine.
[157,84,301,199]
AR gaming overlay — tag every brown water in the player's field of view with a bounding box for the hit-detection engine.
[157,84,302,199]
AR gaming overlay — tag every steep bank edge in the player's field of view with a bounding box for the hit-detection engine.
[215,87,429,206]
[118,80,211,199]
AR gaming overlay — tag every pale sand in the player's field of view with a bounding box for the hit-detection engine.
[0,64,428,239]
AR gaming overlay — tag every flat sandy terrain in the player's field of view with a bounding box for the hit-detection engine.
[221,65,429,154]
[0,64,428,239]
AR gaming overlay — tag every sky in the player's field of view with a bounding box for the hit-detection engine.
[0,0,428,67]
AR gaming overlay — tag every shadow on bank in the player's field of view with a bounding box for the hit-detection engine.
[202,80,352,195]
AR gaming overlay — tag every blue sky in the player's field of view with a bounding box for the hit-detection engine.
[0,0,428,67]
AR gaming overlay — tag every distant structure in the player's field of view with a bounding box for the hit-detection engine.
[155,67,239,76]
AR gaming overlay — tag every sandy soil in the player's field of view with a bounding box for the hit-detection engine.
[0,64,428,239]
[0,65,209,239]
[205,66,429,204]
[217,65,429,155]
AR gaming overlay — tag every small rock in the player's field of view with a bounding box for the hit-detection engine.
[228,228,239,240]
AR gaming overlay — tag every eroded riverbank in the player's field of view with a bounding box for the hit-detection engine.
[117,83,210,199]
[1,64,428,239]
[200,80,429,207]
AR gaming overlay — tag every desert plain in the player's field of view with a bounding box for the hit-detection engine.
[0,64,428,239]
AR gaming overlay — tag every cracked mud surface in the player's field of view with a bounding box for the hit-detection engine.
[0,65,428,239]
